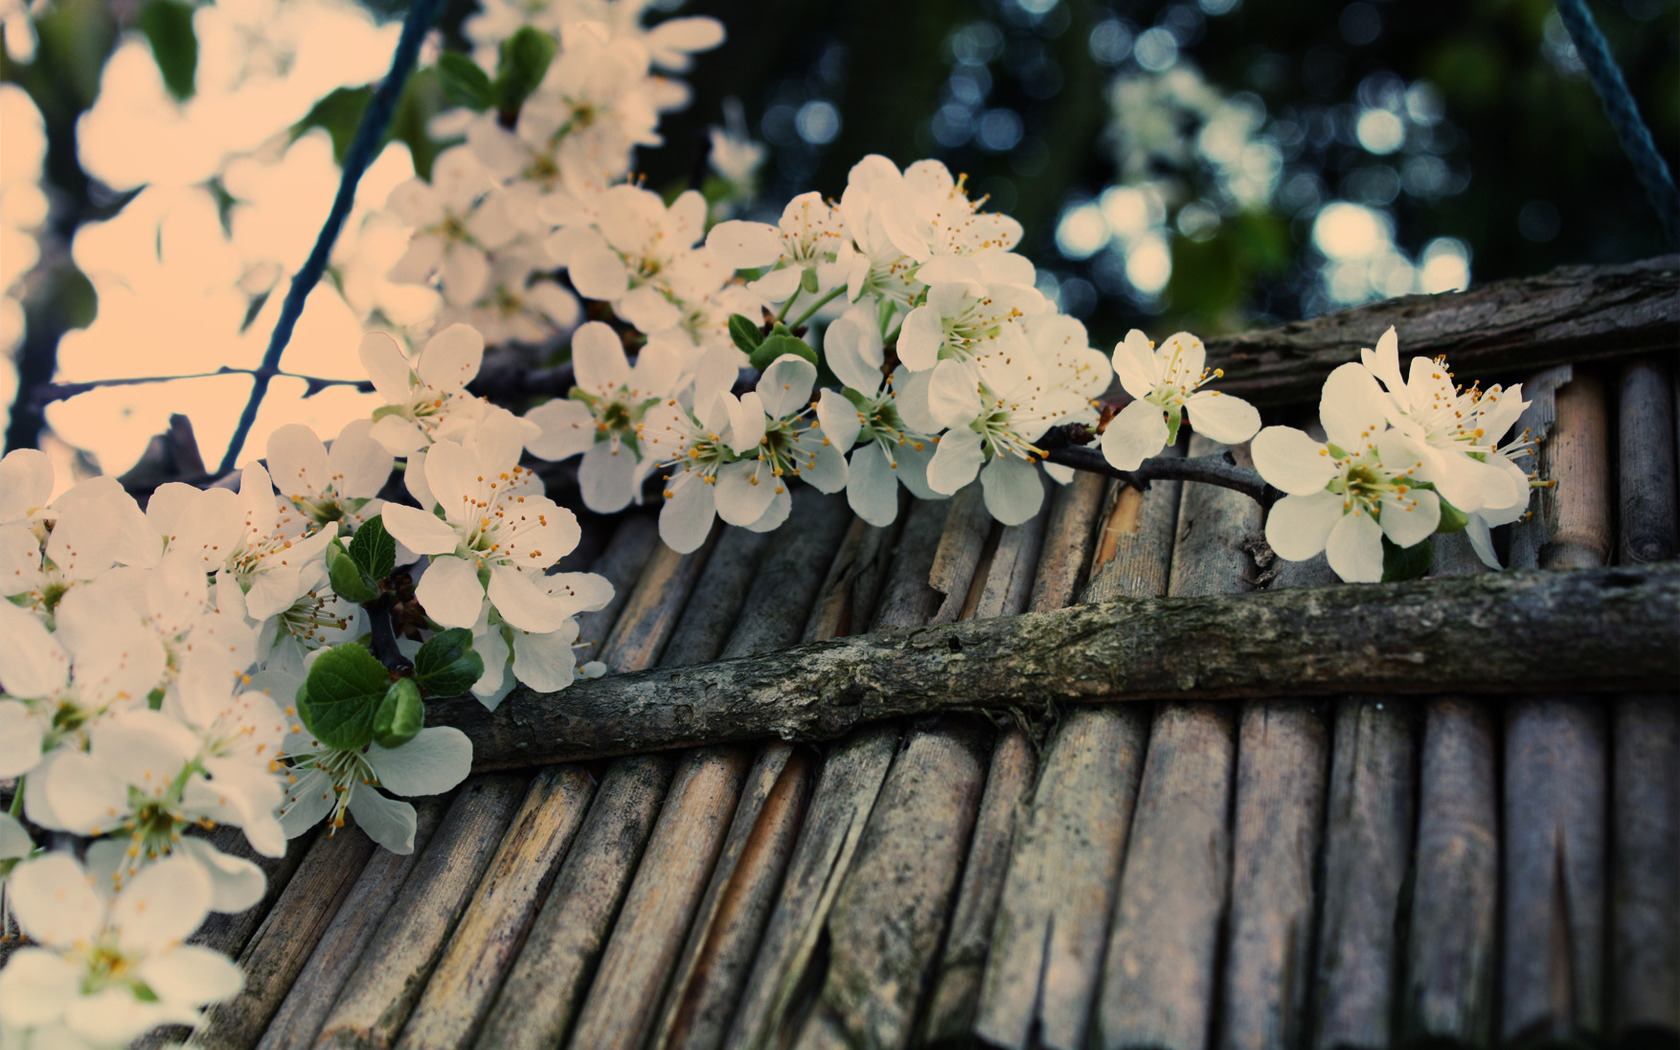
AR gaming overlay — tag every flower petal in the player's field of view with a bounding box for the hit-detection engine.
[1264,490,1344,562]
[486,564,567,633]
[1251,426,1338,495]
[926,427,983,496]
[1319,363,1387,451]
[1325,510,1385,583]
[367,726,474,798]
[415,555,486,629]
[1184,390,1261,445]
[347,787,419,854]
[380,503,459,555]
[980,456,1045,526]
[1100,400,1169,472]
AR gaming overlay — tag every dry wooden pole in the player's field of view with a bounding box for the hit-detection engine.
[312,775,527,1050]
[786,485,1001,1050]
[188,826,377,1050]
[918,475,1061,1045]
[1099,433,1255,1050]
[1202,256,1678,407]
[1310,697,1416,1050]
[1610,358,1680,1046]
[978,471,1162,1050]
[392,766,596,1050]
[1502,369,1612,1048]
[251,799,450,1050]
[572,510,661,658]
[723,495,952,1050]
[191,825,320,961]
[648,491,855,1050]
[658,525,776,668]
[1399,507,1501,1050]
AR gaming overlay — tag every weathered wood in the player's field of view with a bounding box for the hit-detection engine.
[252,799,450,1050]
[1028,470,1107,611]
[1403,696,1499,1048]
[659,525,775,668]
[392,766,595,1050]
[471,756,673,1050]
[192,824,320,962]
[976,471,1174,1050]
[1609,694,1680,1045]
[1311,698,1416,1050]
[313,774,526,1050]
[1618,358,1679,565]
[190,826,377,1050]
[967,484,1051,620]
[654,744,813,1050]
[432,562,1680,769]
[800,516,898,644]
[596,531,717,672]
[569,746,755,1050]
[1100,433,1253,1050]
[1502,368,1612,1048]
[720,489,854,658]
[572,509,661,658]
[1202,256,1679,407]
[927,484,995,625]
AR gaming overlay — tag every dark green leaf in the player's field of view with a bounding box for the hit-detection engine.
[299,644,390,750]
[372,678,425,749]
[413,627,485,698]
[728,313,764,354]
[495,26,558,118]
[749,333,817,372]
[437,52,493,111]
[326,540,380,604]
[348,515,396,579]
[1435,499,1469,534]
[291,86,374,165]
[1381,535,1434,583]
[137,0,196,102]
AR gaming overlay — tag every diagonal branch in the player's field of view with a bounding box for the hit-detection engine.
[431,562,1680,771]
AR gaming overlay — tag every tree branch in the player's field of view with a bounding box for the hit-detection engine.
[430,562,1680,771]
[30,367,374,409]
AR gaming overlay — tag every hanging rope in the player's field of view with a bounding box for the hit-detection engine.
[216,0,447,477]
[1552,0,1680,249]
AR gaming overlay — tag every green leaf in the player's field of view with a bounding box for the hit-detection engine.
[800,267,820,294]
[494,26,558,119]
[437,52,493,111]
[299,644,391,750]
[728,313,764,354]
[348,515,397,579]
[749,333,817,372]
[413,628,485,698]
[372,678,425,749]
[1381,536,1434,583]
[1434,499,1469,534]
[292,85,374,165]
[137,0,196,102]
[326,540,380,604]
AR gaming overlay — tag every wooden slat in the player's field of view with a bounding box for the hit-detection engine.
[313,774,527,1049]
[976,471,1164,1050]
[392,766,596,1050]
[252,799,450,1050]
[572,510,661,658]
[1099,433,1253,1050]
[658,525,775,668]
[1203,256,1679,407]
[1616,358,1678,565]
[1311,697,1416,1050]
[1502,368,1612,1047]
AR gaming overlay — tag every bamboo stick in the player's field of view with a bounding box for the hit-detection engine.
[470,756,673,1050]
[1202,256,1678,407]
[1098,434,1256,1050]
[1502,369,1612,1047]
[424,561,1680,769]
[311,774,527,1049]
[250,798,449,1050]
[658,526,775,668]
[572,509,661,659]
[1610,357,1679,1046]
[391,766,596,1050]
[719,490,854,658]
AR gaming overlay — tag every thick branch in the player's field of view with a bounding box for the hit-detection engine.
[433,563,1680,771]
[1204,256,1679,407]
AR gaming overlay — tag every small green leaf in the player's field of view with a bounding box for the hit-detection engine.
[413,628,485,698]
[437,51,493,111]
[1381,536,1434,582]
[137,0,196,102]
[348,515,397,579]
[299,644,391,750]
[1434,499,1469,534]
[750,333,817,372]
[728,313,764,354]
[327,540,380,604]
[292,86,375,165]
[495,26,558,118]
[1164,405,1183,447]
[372,678,425,749]
[800,267,820,294]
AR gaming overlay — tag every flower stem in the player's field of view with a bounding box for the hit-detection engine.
[1037,424,1280,507]
[789,286,846,328]
[775,285,801,322]
[8,776,22,820]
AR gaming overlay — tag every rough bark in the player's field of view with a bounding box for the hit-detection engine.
[430,563,1680,771]
[1202,256,1679,407]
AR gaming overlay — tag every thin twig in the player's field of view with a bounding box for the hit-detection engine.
[215,0,447,477]
[1036,424,1279,507]
[30,368,373,409]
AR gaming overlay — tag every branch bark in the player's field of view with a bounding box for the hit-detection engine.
[1203,256,1680,407]
[434,563,1680,771]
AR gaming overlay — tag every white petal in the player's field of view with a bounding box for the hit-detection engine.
[816,388,862,453]
[1325,510,1385,583]
[745,486,793,533]
[1100,400,1169,472]
[847,443,901,526]
[139,944,244,1007]
[926,428,983,495]
[415,555,487,628]
[111,856,210,954]
[715,462,778,526]
[279,768,335,838]
[617,284,683,334]
[0,948,79,1027]
[440,244,492,306]
[1465,514,1503,569]
[367,725,474,798]
[0,601,68,698]
[1264,490,1344,562]
[659,475,716,554]
[8,853,104,947]
[980,456,1045,526]
[347,787,419,854]
[368,415,428,456]
[578,440,638,513]
[486,564,568,633]
[1319,363,1388,451]
[1380,486,1440,548]
[897,306,945,371]
[418,323,485,391]
[266,424,329,500]
[757,354,818,419]
[927,359,983,430]
[359,331,414,404]
[510,625,578,693]
[572,320,630,395]
[1184,390,1261,445]
[1111,330,1159,400]
[174,837,268,913]
[0,448,53,522]
[1251,426,1338,495]
[706,220,784,270]
[379,503,459,555]
[568,244,631,301]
